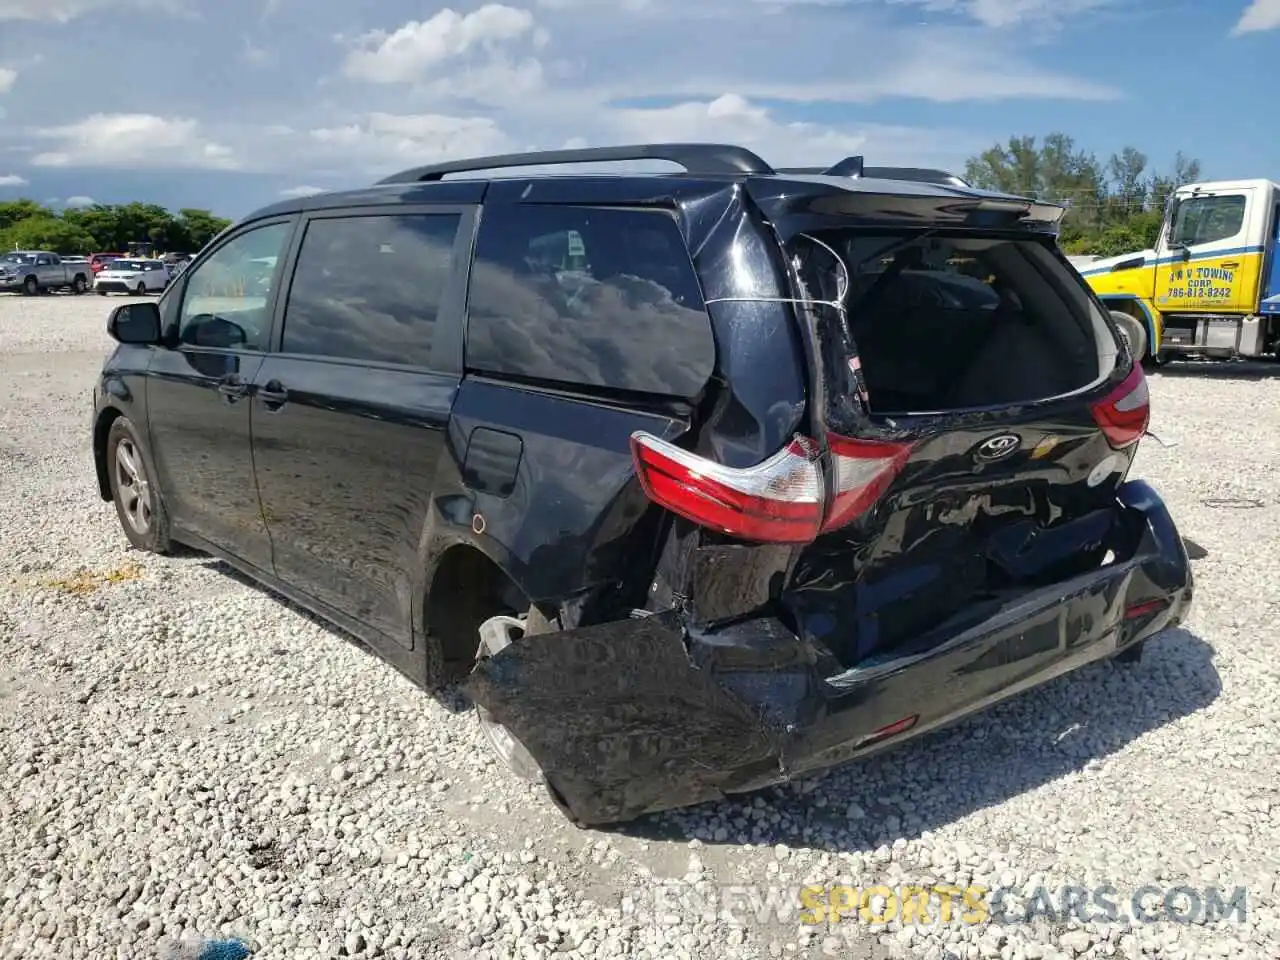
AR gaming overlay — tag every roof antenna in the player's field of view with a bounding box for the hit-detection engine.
[822,156,865,178]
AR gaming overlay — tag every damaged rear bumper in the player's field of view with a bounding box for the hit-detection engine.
[465,479,1193,826]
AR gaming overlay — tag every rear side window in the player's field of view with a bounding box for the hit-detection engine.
[465,205,715,398]
[281,213,461,368]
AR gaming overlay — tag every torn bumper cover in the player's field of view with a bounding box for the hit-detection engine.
[464,480,1193,826]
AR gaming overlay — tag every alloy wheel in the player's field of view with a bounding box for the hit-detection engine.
[114,438,152,535]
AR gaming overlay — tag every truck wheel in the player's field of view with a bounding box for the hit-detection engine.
[1110,310,1148,362]
[72,275,89,295]
[1143,351,1170,370]
[22,275,38,296]
[1114,639,1145,664]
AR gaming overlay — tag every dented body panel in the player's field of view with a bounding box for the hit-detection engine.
[467,480,1192,825]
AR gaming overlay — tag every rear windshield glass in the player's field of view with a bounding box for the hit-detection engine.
[793,231,1114,414]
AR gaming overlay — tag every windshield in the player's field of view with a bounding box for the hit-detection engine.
[2,253,36,264]
[106,260,144,272]
[1169,194,1246,247]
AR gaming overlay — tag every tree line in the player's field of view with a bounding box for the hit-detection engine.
[0,199,231,256]
[963,134,1203,258]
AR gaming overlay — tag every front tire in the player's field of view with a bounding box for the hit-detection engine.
[106,417,171,554]
[1110,310,1148,363]
[22,276,38,296]
[135,282,147,296]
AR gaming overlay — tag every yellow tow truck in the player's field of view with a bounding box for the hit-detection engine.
[1079,178,1280,363]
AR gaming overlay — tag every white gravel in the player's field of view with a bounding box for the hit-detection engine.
[1,291,1278,960]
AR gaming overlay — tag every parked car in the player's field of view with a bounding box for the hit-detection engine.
[0,250,92,294]
[90,143,1192,826]
[94,258,170,295]
[89,253,125,274]
[162,257,191,288]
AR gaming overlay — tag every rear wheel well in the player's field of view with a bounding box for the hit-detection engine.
[425,546,531,680]
[94,408,124,500]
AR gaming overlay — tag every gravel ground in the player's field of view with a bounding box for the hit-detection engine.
[1,292,1278,960]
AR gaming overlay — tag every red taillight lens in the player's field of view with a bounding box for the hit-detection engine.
[629,431,912,544]
[1089,363,1149,449]
[630,432,825,543]
[822,434,914,533]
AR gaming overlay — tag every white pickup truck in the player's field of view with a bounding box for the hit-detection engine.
[0,250,93,295]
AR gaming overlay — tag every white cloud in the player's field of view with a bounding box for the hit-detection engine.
[0,0,175,22]
[876,0,1113,28]
[302,112,510,175]
[0,0,1132,189]
[30,114,236,169]
[0,67,15,93]
[604,93,982,170]
[63,195,94,207]
[279,185,325,198]
[1233,0,1280,33]
[342,5,542,85]
[0,173,27,186]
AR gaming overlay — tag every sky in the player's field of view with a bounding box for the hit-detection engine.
[0,0,1277,219]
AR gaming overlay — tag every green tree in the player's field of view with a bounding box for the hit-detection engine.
[964,135,1204,257]
[176,209,231,251]
[0,200,56,233]
[0,216,96,253]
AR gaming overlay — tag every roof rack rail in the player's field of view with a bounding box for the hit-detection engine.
[377,143,776,184]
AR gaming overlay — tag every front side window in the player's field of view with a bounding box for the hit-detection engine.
[178,221,291,351]
[279,213,461,368]
[465,204,715,398]
[1170,194,1246,247]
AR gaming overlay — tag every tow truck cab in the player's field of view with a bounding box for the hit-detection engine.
[1081,178,1280,360]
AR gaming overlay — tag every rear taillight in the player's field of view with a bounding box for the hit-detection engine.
[629,431,912,544]
[824,435,915,532]
[1089,362,1149,449]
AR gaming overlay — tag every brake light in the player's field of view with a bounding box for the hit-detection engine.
[823,435,915,532]
[629,431,912,544]
[1089,363,1149,449]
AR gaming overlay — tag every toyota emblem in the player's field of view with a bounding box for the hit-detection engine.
[975,433,1021,461]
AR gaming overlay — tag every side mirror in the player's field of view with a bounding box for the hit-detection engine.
[107,302,162,345]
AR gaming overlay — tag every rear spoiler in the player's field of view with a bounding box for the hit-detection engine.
[775,157,973,189]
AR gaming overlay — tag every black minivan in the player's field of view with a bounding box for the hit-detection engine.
[91,144,1192,825]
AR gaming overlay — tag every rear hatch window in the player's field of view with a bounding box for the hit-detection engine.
[792,229,1117,414]
[778,227,1142,673]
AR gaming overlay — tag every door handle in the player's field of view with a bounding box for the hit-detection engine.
[258,379,289,410]
[217,375,248,402]
[1220,261,1239,269]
